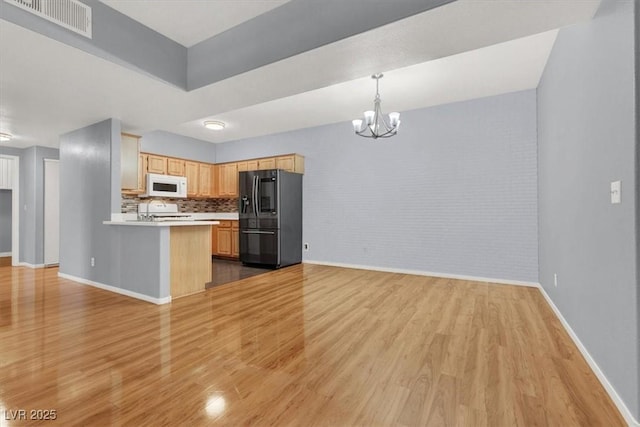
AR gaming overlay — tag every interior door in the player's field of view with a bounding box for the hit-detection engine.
[44,159,60,266]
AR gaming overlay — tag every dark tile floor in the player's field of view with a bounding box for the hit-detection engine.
[206,258,272,289]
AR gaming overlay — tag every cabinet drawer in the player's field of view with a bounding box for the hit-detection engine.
[217,220,232,228]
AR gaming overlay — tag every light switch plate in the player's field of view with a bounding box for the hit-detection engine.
[610,181,621,204]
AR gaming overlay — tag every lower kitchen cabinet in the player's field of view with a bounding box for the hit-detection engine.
[211,220,239,259]
[232,222,239,257]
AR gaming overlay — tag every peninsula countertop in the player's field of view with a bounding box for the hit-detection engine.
[103,220,220,227]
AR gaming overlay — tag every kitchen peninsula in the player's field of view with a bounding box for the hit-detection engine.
[103,219,219,303]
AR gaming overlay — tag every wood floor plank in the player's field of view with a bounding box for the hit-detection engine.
[0,264,626,426]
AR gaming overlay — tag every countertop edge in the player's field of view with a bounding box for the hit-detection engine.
[103,221,220,227]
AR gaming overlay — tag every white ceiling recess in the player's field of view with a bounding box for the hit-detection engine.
[99,0,291,47]
[175,30,559,144]
[0,0,599,148]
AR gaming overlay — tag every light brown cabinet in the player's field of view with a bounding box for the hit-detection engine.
[199,164,213,197]
[147,155,167,174]
[232,222,239,258]
[276,154,305,174]
[217,163,238,198]
[212,220,239,259]
[125,152,304,198]
[137,154,147,194]
[237,162,248,173]
[185,161,199,197]
[258,157,276,170]
[167,158,185,176]
[242,154,304,174]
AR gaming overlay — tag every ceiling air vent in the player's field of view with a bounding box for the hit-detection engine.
[4,0,92,38]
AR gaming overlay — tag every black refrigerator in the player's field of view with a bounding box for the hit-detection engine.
[239,169,302,268]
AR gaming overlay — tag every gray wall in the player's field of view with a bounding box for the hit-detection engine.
[0,145,58,265]
[217,90,539,283]
[60,119,118,281]
[0,190,11,253]
[60,119,168,299]
[537,0,639,420]
[140,131,216,163]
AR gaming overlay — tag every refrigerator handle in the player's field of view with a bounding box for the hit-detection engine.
[256,176,260,215]
[253,175,258,217]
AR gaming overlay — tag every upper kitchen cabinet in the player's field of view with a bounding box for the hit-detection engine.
[137,154,147,194]
[121,133,140,191]
[258,157,276,170]
[167,158,185,176]
[185,161,199,197]
[147,154,167,174]
[242,154,304,174]
[276,154,305,174]
[237,161,248,173]
[199,163,213,197]
[217,162,238,198]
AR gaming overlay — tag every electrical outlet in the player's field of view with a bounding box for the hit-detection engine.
[303,243,310,251]
[90,257,95,267]
[553,273,558,287]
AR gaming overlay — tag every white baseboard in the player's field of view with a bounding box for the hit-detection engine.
[303,260,539,288]
[0,252,11,257]
[57,272,172,305]
[537,286,640,427]
[17,262,45,269]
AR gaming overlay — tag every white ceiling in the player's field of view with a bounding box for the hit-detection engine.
[0,0,601,149]
[99,0,291,47]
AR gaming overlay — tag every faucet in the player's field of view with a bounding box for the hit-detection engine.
[138,199,156,221]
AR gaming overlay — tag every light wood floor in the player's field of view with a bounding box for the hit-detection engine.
[0,264,624,426]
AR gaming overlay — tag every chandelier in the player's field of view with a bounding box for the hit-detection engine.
[352,74,400,139]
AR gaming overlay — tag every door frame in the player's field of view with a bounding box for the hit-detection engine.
[0,154,19,266]
[43,158,59,266]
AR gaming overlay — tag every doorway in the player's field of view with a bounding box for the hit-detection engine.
[0,155,19,266]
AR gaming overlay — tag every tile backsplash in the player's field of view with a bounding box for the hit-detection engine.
[122,195,238,213]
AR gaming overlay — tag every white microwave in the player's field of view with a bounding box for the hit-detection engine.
[144,173,187,198]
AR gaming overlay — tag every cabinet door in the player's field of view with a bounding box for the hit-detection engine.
[167,158,185,176]
[185,161,199,197]
[211,164,219,198]
[199,164,212,197]
[137,154,147,193]
[217,164,227,196]
[224,163,238,197]
[231,222,239,258]
[275,155,294,172]
[217,228,232,256]
[147,155,167,174]
[237,162,248,172]
[211,226,218,255]
[121,134,140,190]
[258,158,275,170]
[247,160,259,171]
[275,154,305,173]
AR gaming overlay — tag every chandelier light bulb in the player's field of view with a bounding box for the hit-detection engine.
[352,119,363,132]
[363,111,375,126]
[389,112,400,127]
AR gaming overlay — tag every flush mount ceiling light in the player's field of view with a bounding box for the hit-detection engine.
[0,133,12,142]
[352,74,400,139]
[204,120,225,131]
